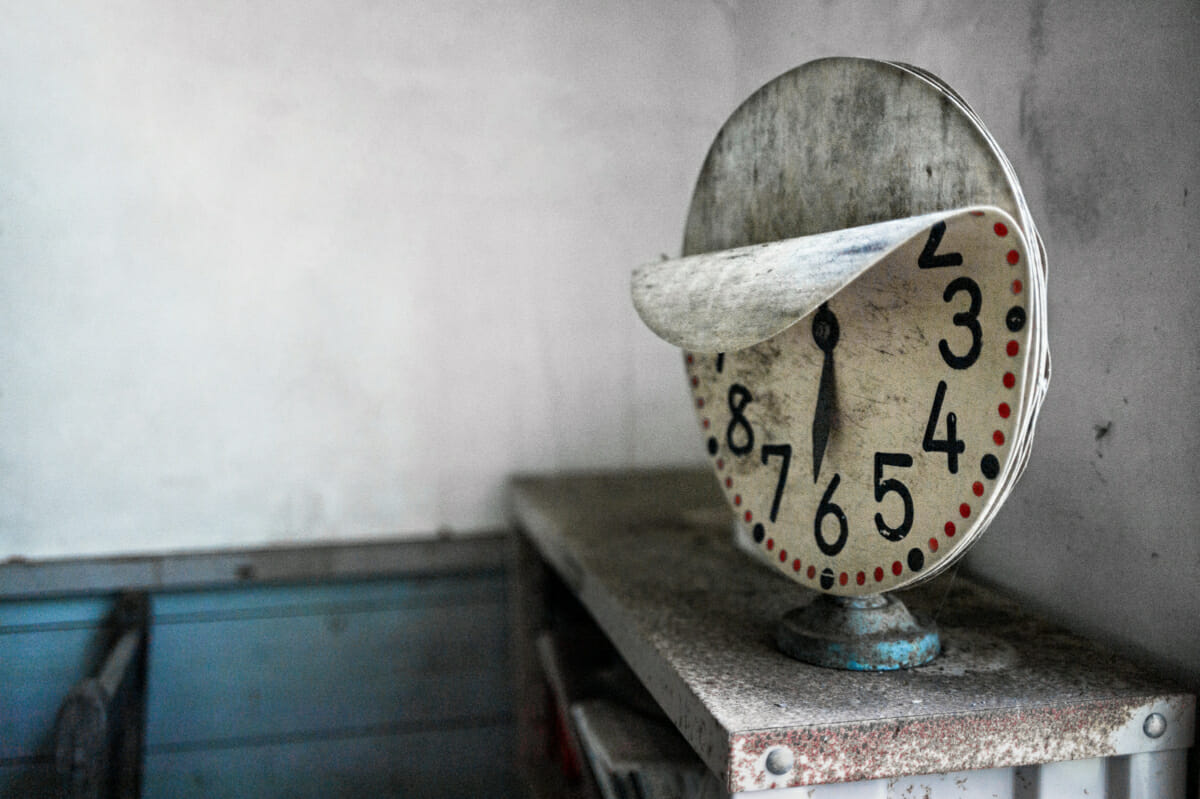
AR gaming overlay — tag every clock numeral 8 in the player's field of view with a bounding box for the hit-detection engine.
[726,384,755,456]
[814,474,848,556]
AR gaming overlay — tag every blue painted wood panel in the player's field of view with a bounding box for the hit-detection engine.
[0,567,513,797]
[142,723,514,799]
[144,574,509,746]
[1,597,114,760]
[0,761,57,799]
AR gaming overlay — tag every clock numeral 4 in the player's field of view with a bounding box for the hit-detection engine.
[873,452,914,541]
[923,380,965,474]
[814,474,849,556]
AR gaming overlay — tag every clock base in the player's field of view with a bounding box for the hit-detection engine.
[776,594,939,670]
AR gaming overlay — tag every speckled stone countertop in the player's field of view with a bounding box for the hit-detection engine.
[511,469,1194,792]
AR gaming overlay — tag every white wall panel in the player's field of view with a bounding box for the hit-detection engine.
[0,1,733,557]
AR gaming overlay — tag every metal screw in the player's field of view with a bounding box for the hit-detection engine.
[765,747,794,775]
[1143,712,1167,739]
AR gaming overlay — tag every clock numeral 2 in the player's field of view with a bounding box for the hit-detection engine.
[814,474,849,556]
[917,221,964,270]
[923,380,965,474]
[873,452,914,541]
[726,384,754,455]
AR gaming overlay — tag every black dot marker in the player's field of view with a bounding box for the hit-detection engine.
[907,548,925,572]
[981,454,1000,480]
[752,523,765,543]
[1006,306,1026,332]
[707,437,718,455]
[819,568,835,590]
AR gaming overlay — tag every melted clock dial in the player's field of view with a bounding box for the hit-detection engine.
[686,209,1034,595]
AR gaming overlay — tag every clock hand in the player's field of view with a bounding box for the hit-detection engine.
[811,302,839,483]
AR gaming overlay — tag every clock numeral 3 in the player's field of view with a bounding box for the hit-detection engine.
[939,276,983,370]
[726,384,754,456]
[873,452,914,541]
[814,474,848,556]
[923,380,965,474]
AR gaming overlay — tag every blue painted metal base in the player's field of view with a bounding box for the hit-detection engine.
[776,594,939,670]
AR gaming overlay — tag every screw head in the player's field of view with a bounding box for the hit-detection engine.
[764,747,794,775]
[1143,712,1167,739]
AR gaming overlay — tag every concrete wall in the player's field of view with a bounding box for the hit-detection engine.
[0,1,733,558]
[3,0,1197,719]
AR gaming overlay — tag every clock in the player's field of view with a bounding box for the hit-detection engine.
[631,58,1049,668]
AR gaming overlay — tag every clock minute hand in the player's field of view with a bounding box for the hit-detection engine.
[811,303,839,483]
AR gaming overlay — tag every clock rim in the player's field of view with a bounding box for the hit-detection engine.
[680,58,1043,594]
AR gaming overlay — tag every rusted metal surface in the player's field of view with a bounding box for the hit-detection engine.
[510,470,1195,793]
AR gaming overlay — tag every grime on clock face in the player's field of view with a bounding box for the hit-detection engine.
[686,208,1034,595]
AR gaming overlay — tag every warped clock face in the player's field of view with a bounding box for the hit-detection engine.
[685,208,1037,594]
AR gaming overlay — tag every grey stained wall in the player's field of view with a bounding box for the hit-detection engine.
[726,1,1200,695]
[1,0,1197,724]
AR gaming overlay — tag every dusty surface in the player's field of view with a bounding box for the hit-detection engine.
[512,469,1194,791]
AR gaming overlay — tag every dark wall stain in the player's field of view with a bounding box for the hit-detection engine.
[1029,0,1047,60]
[1093,421,1113,461]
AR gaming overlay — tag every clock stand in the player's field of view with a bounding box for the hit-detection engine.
[775,591,939,670]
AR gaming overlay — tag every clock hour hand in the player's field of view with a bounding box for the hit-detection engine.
[811,303,839,483]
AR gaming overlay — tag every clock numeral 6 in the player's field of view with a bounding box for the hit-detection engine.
[814,474,849,556]
[873,452,914,541]
[726,384,755,456]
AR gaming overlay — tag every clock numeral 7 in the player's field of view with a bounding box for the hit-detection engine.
[874,452,914,541]
[760,444,792,523]
[923,380,965,473]
[814,474,849,556]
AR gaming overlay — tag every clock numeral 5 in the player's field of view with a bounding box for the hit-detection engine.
[814,474,849,556]
[874,452,914,541]
[923,380,965,474]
